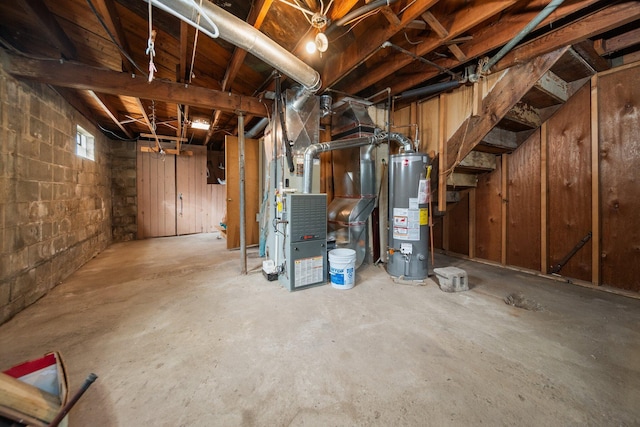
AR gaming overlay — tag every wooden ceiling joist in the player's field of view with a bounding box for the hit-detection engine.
[89,0,133,73]
[206,0,274,146]
[0,50,270,118]
[22,0,76,60]
[344,0,519,95]
[594,27,640,56]
[496,2,640,72]
[321,0,441,90]
[87,90,133,138]
[377,0,609,99]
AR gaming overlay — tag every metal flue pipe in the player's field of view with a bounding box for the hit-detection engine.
[146,0,321,92]
[303,131,413,193]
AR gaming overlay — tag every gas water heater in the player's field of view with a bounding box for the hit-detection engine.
[387,152,430,280]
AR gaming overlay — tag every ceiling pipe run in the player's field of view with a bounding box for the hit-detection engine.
[395,80,462,101]
[303,131,412,194]
[480,0,566,75]
[332,0,400,27]
[146,0,321,92]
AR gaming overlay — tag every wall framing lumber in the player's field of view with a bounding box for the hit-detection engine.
[501,154,508,266]
[541,122,548,274]
[590,75,600,286]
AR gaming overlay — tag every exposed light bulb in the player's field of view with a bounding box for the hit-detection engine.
[305,40,317,54]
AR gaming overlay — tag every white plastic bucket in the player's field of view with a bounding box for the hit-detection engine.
[329,248,356,290]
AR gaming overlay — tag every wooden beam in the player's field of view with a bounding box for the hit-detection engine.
[445,47,568,173]
[321,0,440,89]
[595,27,640,55]
[91,0,133,73]
[380,6,402,27]
[535,70,569,103]
[501,154,508,265]
[205,0,274,146]
[135,98,160,150]
[496,2,640,72]
[469,188,476,259]
[374,0,603,99]
[421,12,467,61]
[179,21,189,83]
[87,90,133,138]
[0,50,270,117]
[0,371,60,424]
[503,101,542,129]
[342,0,518,95]
[446,173,477,188]
[590,74,600,285]
[572,40,611,72]
[140,133,187,142]
[438,94,446,212]
[22,0,76,60]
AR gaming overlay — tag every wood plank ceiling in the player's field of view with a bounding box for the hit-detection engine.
[0,0,638,150]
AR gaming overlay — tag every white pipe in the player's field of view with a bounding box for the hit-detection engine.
[147,0,321,91]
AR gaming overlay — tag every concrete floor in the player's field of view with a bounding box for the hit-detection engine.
[1,233,639,426]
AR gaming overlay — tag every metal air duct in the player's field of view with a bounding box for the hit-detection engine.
[146,0,321,92]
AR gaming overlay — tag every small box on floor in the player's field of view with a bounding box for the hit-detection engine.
[433,267,468,292]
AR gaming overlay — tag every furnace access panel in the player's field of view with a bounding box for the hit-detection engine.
[280,193,327,291]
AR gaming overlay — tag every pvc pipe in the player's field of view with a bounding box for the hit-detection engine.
[147,0,321,91]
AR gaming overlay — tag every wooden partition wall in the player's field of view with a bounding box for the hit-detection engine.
[395,63,640,292]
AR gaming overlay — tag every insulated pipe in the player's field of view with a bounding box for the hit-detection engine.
[147,0,321,91]
[482,0,565,73]
[303,132,413,193]
[332,0,400,27]
[396,80,462,101]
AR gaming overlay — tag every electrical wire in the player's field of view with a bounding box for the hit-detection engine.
[85,0,148,77]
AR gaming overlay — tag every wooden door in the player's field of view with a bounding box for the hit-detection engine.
[136,142,176,238]
[176,145,207,235]
[225,136,260,249]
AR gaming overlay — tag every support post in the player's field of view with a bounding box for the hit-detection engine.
[238,112,247,275]
[590,75,600,285]
[541,122,548,274]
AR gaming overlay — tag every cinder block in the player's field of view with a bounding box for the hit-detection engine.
[11,269,36,301]
[16,180,39,202]
[434,266,469,292]
[19,222,42,246]
[0,280,10,306]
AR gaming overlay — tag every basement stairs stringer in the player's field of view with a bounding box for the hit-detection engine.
[435,45,597,214]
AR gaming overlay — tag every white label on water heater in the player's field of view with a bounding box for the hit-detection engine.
[409,197,418,210]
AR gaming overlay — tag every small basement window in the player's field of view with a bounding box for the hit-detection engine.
[76,125,95,161]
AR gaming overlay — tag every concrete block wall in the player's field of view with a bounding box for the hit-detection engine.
[0,65,113,324]
[111,140,137,241]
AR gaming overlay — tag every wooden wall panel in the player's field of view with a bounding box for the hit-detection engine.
[547,84,592,281]
[225,136,260,249]
[507,130,541,270]
[136,141,176,238]
[205,184,226,233]
[177,145,207,235]
[418,97,440,156]
[432,216,444,250]
[448,191,469,256]
[475,159,502,262]
[598,64,640,292]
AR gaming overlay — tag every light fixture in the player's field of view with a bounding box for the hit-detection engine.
[306,33,328,55]
[191,119,210,130]
[306,40,317,54]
